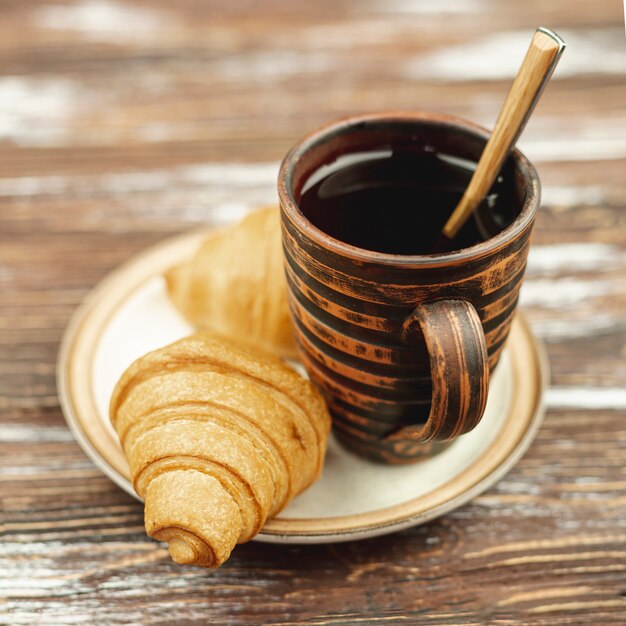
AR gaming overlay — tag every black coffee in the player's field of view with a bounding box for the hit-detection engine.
[299,148,516,255]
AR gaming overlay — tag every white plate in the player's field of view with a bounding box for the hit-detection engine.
[57,230,548,544]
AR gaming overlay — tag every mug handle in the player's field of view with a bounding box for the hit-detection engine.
[386,299,489,443]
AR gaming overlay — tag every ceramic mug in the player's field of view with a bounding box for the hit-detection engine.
[278,112,540,463]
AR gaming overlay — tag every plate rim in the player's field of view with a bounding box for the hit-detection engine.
[57,230,549,544]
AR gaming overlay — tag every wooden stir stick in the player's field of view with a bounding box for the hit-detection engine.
[441,27,566,241]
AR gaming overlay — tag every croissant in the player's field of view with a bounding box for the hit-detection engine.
[110,332,331,568]
[165,206,297,358]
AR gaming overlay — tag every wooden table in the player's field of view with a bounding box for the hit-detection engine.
[2,1,625,624]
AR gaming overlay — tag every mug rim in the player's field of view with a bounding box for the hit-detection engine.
[278,110,540,268]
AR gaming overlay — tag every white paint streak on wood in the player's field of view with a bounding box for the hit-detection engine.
[465,534,626,559]
[369,0,484,14]
[530,313,626,340]
[0,463,97,477]
[213,50,335,81]
[32,0,169,43]
[497,586,595,607]
[0,541,152,557]
[517,118,626,162]
[0,425,75,443]
[0,163,280,197]
[493,480,544,496]
[520,278,616,308]
[1,575,92,595]
[3,609,143,626]
[0,77,83,147]
[274,1,490,51]
[546,387,626,411]
[176,163,279,186]
[522,247,626,314]
[466,114,626,162]
[404,29,626,80]
[0,164,281,226]
[541,186,607,208]
[529,599,626,614]
[527,244,625,276]
[135,121,202,143]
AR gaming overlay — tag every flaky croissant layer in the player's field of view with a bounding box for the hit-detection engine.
[165,206,296,359]
[110,332,331,567]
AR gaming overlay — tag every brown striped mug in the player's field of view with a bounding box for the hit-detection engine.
[278,112,540,463]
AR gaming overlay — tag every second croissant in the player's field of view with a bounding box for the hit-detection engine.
[165,206,297,359]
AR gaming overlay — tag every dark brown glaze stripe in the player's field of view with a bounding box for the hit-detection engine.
[485,317,516,356]
[282,212,532,296]
[288,288,419,364]
[288,253,524,335]
[487,347,506,371]
[298,330,430,405]
[332,416,406,444]
[480,287,521,322]
[283,244,404,323]
[334,427,450,464]
[290,274,519,371]
[327,395,429,426]
[290,307,430,382]
[332,418,447,465]
[283,258,392,329]
[290,285,517,375]
[330,412,398,438]
[290,266,522,358]
[297,344,431,414]
[284,228,527,306]
[288,288,407,357]
[328,400,436,435]
[281,193,533,282]
[284,236,529,319]
[472,259,528,307]
[482,298,519,335]
[484,327,515,371]
[296,344,432,402]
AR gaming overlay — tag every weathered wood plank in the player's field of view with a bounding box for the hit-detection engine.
[1,0,625,623]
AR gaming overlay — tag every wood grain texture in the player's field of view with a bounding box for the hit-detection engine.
[1,0,626,623]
